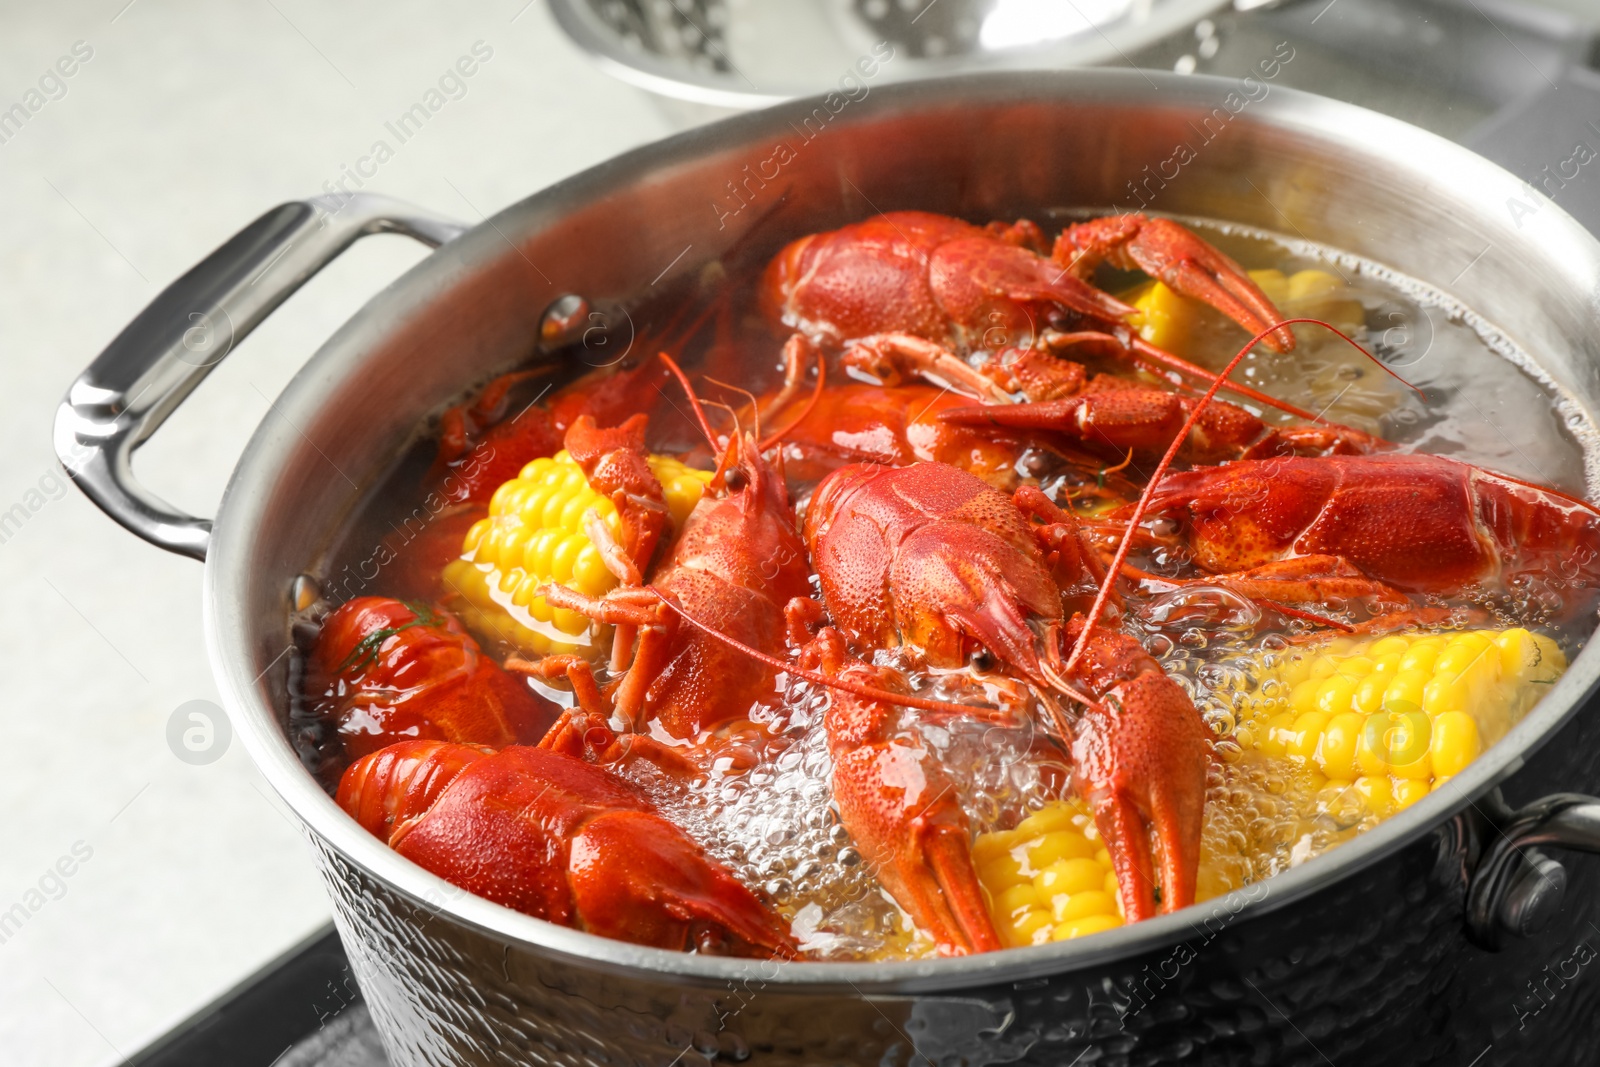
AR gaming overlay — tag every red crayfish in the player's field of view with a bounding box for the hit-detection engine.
[310,597,558,758]
[337,739,796,956]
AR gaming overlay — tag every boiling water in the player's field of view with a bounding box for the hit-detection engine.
[1181,222,1595,496]
[309,219,1600,961]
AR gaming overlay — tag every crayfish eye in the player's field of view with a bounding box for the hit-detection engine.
[969,649,996,673]
[724,468,748,492]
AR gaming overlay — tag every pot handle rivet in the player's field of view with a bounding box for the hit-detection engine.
[1466,793,1600,949]
[1498,851,1566,940]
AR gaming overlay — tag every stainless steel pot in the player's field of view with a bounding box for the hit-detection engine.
[55,71,1600,1065]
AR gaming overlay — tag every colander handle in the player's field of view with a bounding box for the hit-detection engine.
[1466,792,1600,949]
[52,194,467,561]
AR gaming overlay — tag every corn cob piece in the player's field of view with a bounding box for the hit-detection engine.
[440,450,711,654]
[972,799,1123,946]
[1237,628,1565,817]
[1125,268,1362,354]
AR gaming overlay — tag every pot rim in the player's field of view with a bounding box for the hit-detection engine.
[206,69,1600,991]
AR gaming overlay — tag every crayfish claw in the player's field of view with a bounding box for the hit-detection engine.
[1054,214,1296,355]
[1062,620,1209,923]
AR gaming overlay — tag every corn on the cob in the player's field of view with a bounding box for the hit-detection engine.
[972,799,1122,946]
[1125,269,1362,353]
[440,450,711,654]
[1236,628,1565,817]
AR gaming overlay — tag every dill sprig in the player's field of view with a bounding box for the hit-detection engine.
[336,600,445,674]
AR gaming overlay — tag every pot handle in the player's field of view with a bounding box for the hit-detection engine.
[1466,792,1600,948]
[52,193,468,561]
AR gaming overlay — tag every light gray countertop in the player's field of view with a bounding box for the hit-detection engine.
[0,3,670,1063]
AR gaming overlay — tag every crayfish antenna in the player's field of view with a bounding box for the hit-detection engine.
[659,350,744,491]
[651,590,997,717]
[758,344,827,451]
[659,351,723,452]
[704,377,763,442]
[1065,317,1404,675]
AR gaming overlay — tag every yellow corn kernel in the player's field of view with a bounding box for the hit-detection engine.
[1360,710,1431,777]
[1382,670,1429,714]
[1308,657,1339,681]
[1316,712,1365,781]
[526,528,559,575]
[1015,806,1081,837]
[993,884,1040,920]
[551,608,590,636]
[510,573,541,609]
[549,533,583,584]
[1496,628,1536,677]
[1354,776,1394,817]
[1004,909,1055,948]
[1289,679,1324,717]
[1278,653,1313,688]
[970,829,1025,866]
[978,852,1031,892]
[527,595,555,624]
[1352,672,1389,715]
[1315,675,1359,716]
[1260,711,1297,758]
[1286,712,1330,761]
[1435,642,1491,678]
[1393,779,1431,810]
[1422,673,1470,718]
[1370,653,1402,675]
[1497,628,1567,683]
[462,518,490,554]
[1335,656,1375,678]
[1052,914,1124,941]
[1127,280,1206,353]
[1388,746,1433,783]
[572,545,610,596]
[1104,870,1120,897]
[1027,831,1097,868]
[1034,858,1106,898]
[1430,711,1482,778]
[1397,644,1440,674]
[1052,890,1118,924]
[1367,635,1412,658]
